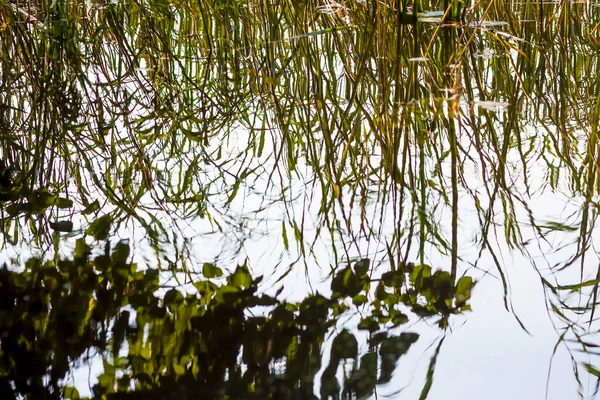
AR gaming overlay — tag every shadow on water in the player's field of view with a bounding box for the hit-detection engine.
[1,0,600,397]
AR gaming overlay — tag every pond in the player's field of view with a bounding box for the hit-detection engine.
[0,0,599,398]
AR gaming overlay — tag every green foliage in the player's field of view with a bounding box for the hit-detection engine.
[202,262,223,279]
[87,215,113,240]
[0,243,474,399]
[372,263,476,329]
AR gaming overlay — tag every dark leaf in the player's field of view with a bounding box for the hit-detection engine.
[382,270,404,288]
[56,197,74,209]
[331,329,358,359]
[50,220,73,232]
[354,258,370,277]
[358,317,379,332]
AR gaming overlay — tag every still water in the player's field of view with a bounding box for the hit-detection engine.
[1,0,599,398]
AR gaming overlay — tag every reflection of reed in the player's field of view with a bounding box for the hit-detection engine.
[3,0,600,388]
[6,0,45,28]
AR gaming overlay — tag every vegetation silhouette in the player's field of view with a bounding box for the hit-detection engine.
[0,238,474,399]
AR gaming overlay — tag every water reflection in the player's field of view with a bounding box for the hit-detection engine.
[1,0,600,397]
[0,241,474,398]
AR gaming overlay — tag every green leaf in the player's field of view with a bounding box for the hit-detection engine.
[331,267,362,298]
[382,291,400,306]
[584,363,600,377]
[214,284,240,304]
[228,265,252,289]
[227,174,244,204]
[455,276,474,306]
[56,197,74,208]
[86,215,112,240]
[410,264,431,289]
[390,309,409,326]
[375,282,387,301]
[82,200,100,215]
[281,221,289,250]
[332,301,349,317]
[31,190,56,208]
[112,241,131,268]
[379,333,419,383]
[298,294,330,324]
[143,269,160,293]
[6,202,33,216]
[352,294,368,306]
[98,372,114,389]
[346,352,377,398]
[345,270,362,297]
[63,387,80,400]
[173,363,185,375]
[194,280,217,298]
[74,238,88,259]
[203,262,223,279]
[558,279,599,292]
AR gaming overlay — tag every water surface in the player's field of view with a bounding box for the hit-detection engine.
[1,0,599,398]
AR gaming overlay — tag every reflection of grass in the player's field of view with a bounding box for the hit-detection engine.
[1,0,600,395]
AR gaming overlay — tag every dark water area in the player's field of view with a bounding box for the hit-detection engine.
[0,0,599,398]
